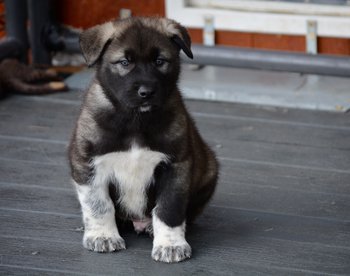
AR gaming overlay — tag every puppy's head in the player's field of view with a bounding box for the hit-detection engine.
[80,17,193,112]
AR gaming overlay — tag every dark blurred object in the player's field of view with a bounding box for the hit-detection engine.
[2,0,52,64]
[0,37,25,61]
[3,0,28,62]
[0,58,67,99]
[27,0,52,64]
[43,24,81,54]
[2,0,73,65]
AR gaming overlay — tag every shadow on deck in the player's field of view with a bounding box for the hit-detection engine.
[0,87,350,275]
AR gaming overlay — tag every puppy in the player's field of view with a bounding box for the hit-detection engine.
[69,17,218,263]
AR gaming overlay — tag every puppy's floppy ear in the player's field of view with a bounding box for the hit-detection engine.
[171,25,193,59]
[169,23,193,59]
[154,18,193,59]
[137,18,193,59]
[79,21,116,66]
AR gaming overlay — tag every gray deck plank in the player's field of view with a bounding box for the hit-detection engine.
[185,99,350,127]
[2,153,350,195]
[1,130,349,172]
[1,94,349,175]
[2,159,350,222]
[1,206,350,249]
[1,169,349,221]
[0,159,72,189]
[1,95,350,150]
[7,93,349,127]
[0,142,66,166]
[1,234,348,276]
[219,162,350,195]
[0,183,79,214]
[2,110,349,151]
[0,266,78,276]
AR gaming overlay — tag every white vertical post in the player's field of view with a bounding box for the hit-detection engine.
[203,15,215,46]
[306,20,318,54]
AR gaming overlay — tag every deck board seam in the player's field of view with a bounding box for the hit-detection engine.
[2,133,349,152]
[0,264,104,276]
[0,235,349,275]
[0,134,67,145]
[0,155,347,174]
[210,205,350,223]
[193,112,350,131]
[0,157,65,167]
[1,205,349,224]
[219,156,350,174]
[219,179,350,198]
[2,180,350,202]
[0,259,338,276]
[0,207,81,218]
[2,233,350,251]
[0,182,72,192]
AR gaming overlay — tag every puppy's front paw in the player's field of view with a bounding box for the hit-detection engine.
[83,234,126,253]
[152,243,192,263]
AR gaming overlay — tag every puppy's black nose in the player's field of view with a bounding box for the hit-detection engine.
[138,86,155,99]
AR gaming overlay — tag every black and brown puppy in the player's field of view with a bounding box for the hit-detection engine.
[69,17,218,263]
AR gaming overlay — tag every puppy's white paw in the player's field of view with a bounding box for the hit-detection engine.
[152,243,192,263]
[83,234,126,253]
[152,214,191,262]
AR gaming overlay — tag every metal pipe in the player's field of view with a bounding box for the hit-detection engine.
[182,45,350,77]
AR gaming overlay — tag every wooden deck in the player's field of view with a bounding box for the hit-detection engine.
[0,90,350,275]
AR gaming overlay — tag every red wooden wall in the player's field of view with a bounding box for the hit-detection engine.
[55,0,165,29]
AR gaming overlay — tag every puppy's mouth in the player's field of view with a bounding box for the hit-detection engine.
[138,102,154,113]
[139,105,152,112]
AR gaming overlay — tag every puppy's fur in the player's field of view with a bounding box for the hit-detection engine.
[69,17,218,263]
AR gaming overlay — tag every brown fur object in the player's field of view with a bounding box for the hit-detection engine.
[0,59,67,98]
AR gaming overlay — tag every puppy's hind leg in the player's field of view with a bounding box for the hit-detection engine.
[74,181,126,253]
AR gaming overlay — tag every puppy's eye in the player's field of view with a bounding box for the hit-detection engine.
[119,59,130,67]
[155,58,166,66]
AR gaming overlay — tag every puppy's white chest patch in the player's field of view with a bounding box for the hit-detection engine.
[93,145,168,218]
